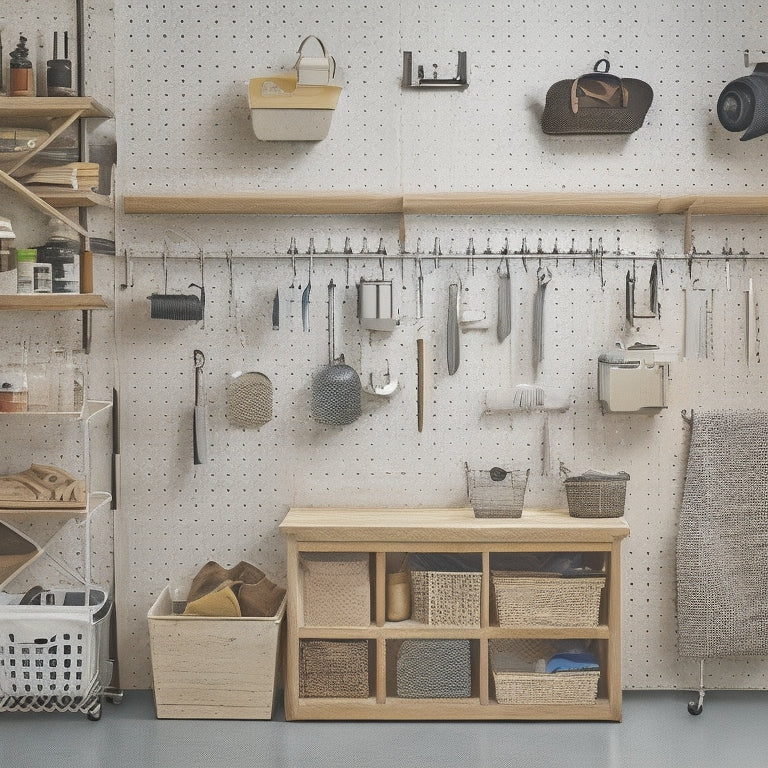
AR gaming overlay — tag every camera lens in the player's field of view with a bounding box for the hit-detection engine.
[717,80,756,132]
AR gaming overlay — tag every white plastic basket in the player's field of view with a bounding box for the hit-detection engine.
[0,587,111,697]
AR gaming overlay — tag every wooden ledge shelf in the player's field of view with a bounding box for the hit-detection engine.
[0,96,113,122]
[123,191,768,217]
[124,192,403,216]
[0,294,108,311]
[34,188,113,209]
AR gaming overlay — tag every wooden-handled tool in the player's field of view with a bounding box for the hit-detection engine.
[193,350,207,465]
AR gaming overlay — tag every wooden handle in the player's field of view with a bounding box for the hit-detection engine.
[417,338,425,433]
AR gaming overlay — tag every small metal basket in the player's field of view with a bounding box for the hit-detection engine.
[466,465,529,518]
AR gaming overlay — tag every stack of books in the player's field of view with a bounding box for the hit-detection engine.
[19,162,100,191]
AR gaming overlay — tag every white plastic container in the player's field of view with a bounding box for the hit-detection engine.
[248,74,341,141]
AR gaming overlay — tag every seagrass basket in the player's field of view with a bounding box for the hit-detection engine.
[564,471,629,518]
[298,639,369,698]
[492,571,605,627]
[410,570,481,626]
[300,552,370,627]
[490,639,600,706]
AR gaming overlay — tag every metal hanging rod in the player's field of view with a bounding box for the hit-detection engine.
[128,249,767,262]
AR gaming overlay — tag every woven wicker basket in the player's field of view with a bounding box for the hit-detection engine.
[300,552,370,627]
[493,662,600,705]
[492,571,605,627]
[396,639,471,698]
[298,639,369,698]
[490,639,599,705]
[410,570,481,626]
[564,471,629,518]
[467,466,529,518]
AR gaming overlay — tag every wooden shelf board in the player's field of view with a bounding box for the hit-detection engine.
[32,187,112,209]
[0,96,112,122]
[0,507,87,520]
[0,294,108,311]
[282,507,630,544]
[123,191,768,218]
[123,192,403,216]
[296,624,611,640]
[291,696,615,721]
[403,192,663,216]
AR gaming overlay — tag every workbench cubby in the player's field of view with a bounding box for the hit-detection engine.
[280,507,630,721]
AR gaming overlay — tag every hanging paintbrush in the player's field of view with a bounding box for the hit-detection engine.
[497,257,512,342]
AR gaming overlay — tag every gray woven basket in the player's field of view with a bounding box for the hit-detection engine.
[397,639,471,698]
[564,471,629,518]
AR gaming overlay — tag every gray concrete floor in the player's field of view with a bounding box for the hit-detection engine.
[1,689,766,768]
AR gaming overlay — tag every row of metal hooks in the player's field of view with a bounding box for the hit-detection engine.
[279,234,766,261]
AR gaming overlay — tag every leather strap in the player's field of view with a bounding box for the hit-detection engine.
[570,75,630,114]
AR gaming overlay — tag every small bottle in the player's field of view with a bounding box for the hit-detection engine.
[9,35,34,97]
[15,248,36,294]
[36,218,80,293]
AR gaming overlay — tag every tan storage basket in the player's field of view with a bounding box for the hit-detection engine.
[564,471,629,518]
[410,570,481,626]
[492,571,605,627]
[300,552,370,627]
[298,639,369,698]
[490,639,600,706]
[466,466,529,518]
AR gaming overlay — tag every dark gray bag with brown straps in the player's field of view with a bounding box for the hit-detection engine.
[542,59,653,135]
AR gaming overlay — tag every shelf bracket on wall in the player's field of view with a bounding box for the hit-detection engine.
[402,51,468,90]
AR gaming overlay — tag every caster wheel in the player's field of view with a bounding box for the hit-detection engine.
[687,701,703,715]
[87,706,102,721]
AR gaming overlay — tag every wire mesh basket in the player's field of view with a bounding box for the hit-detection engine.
[564,471,629,518]
[0,587,111,697]
[466,466,529,518]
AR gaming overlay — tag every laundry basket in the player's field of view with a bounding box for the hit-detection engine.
[0,587,111,697]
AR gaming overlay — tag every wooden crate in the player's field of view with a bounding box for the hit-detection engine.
[147,586,285,719]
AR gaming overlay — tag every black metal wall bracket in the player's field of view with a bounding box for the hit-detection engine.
[402,51,469,90]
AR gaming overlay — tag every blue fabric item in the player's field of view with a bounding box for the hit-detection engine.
[546,652,600,673]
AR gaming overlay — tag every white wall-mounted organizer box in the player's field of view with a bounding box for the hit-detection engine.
[147,587,286,720]
[248,35,341,141]
[597,344,672,414]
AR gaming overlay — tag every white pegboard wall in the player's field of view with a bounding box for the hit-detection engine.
[6,0,767,694]
[113,237,768,692]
